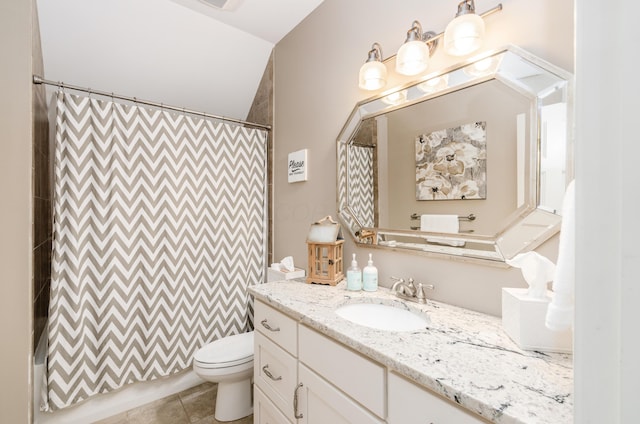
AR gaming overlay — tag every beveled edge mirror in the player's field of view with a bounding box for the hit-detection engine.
[337,45,573,264]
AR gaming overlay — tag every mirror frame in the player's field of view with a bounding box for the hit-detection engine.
[336,45,574,264]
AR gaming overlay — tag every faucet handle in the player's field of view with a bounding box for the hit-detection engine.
[419,282,434,290]
[390,276,404,283]
[415,283,434,303]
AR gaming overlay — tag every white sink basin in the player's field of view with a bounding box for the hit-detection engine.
[335,302,429,332]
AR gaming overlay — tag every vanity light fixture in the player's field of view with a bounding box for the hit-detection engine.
[357,3,502,90]
[444,0,485,56]
[395,21,437,76]
[359,43,388,91]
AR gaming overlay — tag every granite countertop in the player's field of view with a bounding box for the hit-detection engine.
[249,280,573,424]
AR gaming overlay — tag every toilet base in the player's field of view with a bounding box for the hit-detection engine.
[214,378,253,422]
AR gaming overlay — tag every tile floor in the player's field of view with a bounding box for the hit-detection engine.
[94,382,253,424]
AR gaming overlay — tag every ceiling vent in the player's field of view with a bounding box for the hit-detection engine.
[198,0,242,10]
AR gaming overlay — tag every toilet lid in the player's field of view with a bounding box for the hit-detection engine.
[194,331,254,368]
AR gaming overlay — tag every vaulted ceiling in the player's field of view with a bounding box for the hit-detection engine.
[36,0,324,120]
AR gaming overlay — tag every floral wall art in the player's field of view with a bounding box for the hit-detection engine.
[415,121,487,200]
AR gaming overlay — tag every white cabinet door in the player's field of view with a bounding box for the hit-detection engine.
[296,364,384,424]
[387,372,489,424]
[254,385,293,424]
[298,325,386,418]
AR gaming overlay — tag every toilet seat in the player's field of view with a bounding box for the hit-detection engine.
[194,331,254,369]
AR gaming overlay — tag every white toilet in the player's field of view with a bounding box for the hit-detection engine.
[193,331,254,422]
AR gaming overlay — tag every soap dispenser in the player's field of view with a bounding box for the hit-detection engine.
[346,253,362,291]
[362,253,378,292]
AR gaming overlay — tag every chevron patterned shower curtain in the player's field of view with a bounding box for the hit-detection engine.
[43,92,267,411]
[348,144,375,227]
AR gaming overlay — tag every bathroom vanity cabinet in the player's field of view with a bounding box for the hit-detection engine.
[254,299,486,424]
[250,281,572,424]
[254,300,383,423]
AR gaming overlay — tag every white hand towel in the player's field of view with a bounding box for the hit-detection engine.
[420,214,465,247]
[545,180,575,331]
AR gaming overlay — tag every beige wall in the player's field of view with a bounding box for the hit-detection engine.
[0,0,34,421]
[273,0,573,316]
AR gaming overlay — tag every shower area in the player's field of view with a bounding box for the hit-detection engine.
[32,60,274,423]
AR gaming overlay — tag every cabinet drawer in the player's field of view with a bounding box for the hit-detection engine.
[255,300,297,355]
[388,372,489,424]
[254,385,293,424]
[255,330,297,421]
[298,325,386,419]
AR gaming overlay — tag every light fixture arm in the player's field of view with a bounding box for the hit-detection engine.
[366,42,384,63]
[405,20,424,42]
[456,0,477,17]
[423,31,438,56]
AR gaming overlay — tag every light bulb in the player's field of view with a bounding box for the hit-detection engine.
[396,40,430,76]
[444,12,485,56]
[359,60,387,91]
[417,75,449,94]
[381,90,408,106]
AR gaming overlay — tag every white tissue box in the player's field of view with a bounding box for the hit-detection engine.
[501,288,573,353]
[267,267,305,282]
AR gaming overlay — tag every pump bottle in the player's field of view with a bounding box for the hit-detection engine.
[362,253,378,292]
[346,253,362,291]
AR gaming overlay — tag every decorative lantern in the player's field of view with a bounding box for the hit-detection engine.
[306,240,344,286]
[306,216,344,286]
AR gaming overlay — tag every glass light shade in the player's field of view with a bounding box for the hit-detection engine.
[444,13,485,56]
[417,74,449,94]
[380,89,408,106]
[395,40,430,76]
[463,56,500,77]
[359,60,387,90]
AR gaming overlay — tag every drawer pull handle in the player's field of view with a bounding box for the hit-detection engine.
[261,319,280,332]
[294,382,304,419]
[262,365,282,381]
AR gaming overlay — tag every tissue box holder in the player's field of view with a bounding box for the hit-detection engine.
[267,267,305,282]
[501,288,572,353]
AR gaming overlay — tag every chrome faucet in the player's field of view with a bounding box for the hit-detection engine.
[390,277,434,304]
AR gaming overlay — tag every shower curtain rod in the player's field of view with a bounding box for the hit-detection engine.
[32,75,271,131]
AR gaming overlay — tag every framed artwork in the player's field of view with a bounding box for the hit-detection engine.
[415,121,486,200]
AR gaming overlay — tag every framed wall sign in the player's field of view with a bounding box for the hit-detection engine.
[288,149,308,183]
